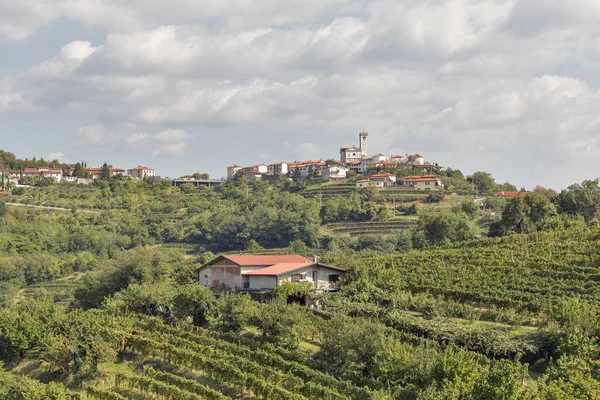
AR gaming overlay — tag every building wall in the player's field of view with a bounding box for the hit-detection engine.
[412,181,439,190]
[199,260,243,289]
[277,266,343,290]
[248,276,277,289]
[227,166,241,179]
[128,169,155,179]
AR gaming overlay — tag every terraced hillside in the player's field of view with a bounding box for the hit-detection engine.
[325,219,418,236]
[300,184,356,199]
[13,272,85,307]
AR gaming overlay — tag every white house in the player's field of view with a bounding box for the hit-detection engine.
[242,164,268,174]
[356,173,396,188]
[243,170,263,180]
[390,155,407,164]
[127,166,156,179]
[22,167,63,182]
[402,175,443,190]
[268,162,288,176]
[408,154,425,165]
[322,165,349,181]
[288,160,326,178]
[197,254,345,295]
[227,165,242,179]
[371,153,388,163]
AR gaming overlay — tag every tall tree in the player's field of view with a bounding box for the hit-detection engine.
[101,162,112,180]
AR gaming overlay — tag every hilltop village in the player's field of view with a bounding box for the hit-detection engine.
[0,133,445,191]
[227,132,444,190]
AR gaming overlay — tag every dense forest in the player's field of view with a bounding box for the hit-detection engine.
[2,163,600,399]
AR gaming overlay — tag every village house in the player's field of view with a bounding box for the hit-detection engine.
[197,254,345,301]
[22,167,63,182]
[84,167,125,180]
[391,155,407,164]
[243,170,263,180]
[242,164,268,174]
[127,166,155,179]
[268,162,288,175]
[407,154,425,165]
[322,165,349,181]
[288,160,326,177]
[371,153,388,163]
[402,175,443,190]
[227,165,242,179]
[355,173,396,188]
[0,169,19,188]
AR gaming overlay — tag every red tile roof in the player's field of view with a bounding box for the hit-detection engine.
[219,254,310,266]
[242,263,313,276]
[242,262,345,276]
[128,165,153,171]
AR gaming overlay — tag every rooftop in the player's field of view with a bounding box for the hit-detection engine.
[242,262,346,276]
[212,254,311,267]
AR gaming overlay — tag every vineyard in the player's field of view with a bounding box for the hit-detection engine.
[335,229,600,312]
[325,219,418,236]
[13,273,85,307]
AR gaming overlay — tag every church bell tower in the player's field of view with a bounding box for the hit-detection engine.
[359,132,368,157]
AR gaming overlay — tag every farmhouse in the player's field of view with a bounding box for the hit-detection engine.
[402,175,443,191]
[355,173,396,188]
[127,166,155,179]
[197,254,345,300]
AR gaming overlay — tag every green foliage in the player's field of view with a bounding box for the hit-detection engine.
[209,293,257,333]
[412,212,475,248]
[468,171,498,195]
[424,191,445,203]
[490,193,556,236]
[556,179,600,223]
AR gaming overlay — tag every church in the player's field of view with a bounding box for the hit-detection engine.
[340,132,368,164]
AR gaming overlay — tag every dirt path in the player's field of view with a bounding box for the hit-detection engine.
[6,203,99,213]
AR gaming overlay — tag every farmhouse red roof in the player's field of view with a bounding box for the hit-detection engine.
[242,263,313,276]
[220,254,310,266]
[128,166,153,171]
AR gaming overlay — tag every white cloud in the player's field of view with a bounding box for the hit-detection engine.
[3,0,600,187]
[45,152,68,163]
[295,142,320,160]
[152,142,187,156]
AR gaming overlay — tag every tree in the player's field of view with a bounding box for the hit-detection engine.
[556,179,600,223]
[192,172,209,180]
[209,293,256,333]
[101,162,112,180]
[412,212,475,248]
[172,284,215,326]
[502,196,530,233]
[472,359,527,400]
[467,172,498,195]
[0,200,6,217]
[73,162,90,178]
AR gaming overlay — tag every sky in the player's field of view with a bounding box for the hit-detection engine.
[1,1,600,189]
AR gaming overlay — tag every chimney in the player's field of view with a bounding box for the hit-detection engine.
[312,255,318,263]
